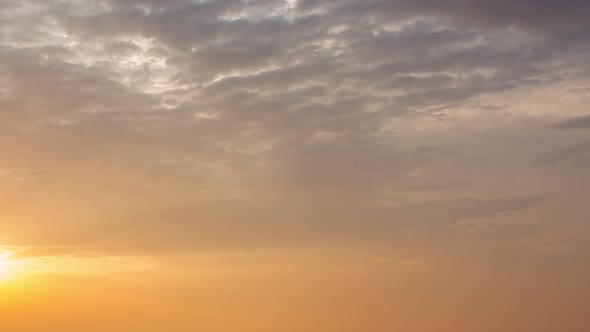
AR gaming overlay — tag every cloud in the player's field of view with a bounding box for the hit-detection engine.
[536,141,590,164]
[299,0,590,34]
[553,114,590,130]
[0,0,589,259]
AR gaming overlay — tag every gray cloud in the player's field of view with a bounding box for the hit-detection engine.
[536,141,590,165]
[0,0,589,257]
[299,0,590,33]
[553,114,590,130]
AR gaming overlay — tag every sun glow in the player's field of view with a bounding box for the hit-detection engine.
[0,251,23,281]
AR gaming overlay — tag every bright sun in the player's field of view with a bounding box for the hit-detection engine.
[0,251,22,281]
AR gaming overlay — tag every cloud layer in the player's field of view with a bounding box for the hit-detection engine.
[0,0,589,267]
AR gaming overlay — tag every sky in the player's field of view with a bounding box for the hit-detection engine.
[0,0,590,331]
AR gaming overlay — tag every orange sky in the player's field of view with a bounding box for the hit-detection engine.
[1,0,590,331]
